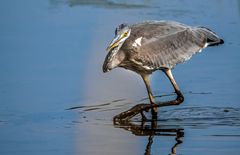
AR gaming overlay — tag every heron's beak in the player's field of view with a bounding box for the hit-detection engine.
[106,34,123,52]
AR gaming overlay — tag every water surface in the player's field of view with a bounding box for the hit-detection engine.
[0,0,240,154]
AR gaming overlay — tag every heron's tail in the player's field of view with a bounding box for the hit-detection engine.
[197,26,224,46]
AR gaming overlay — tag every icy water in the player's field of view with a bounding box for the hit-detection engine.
[1,0,240,155]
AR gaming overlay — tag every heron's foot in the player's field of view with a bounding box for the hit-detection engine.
[144,108,149,112]
[176,95,184,103]
[113,103,151,122]
[176,91,184,103]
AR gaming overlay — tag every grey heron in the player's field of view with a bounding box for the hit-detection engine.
[103,20,224,117]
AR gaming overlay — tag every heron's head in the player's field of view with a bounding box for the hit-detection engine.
[106,24,131,52]
[103,24,130,73]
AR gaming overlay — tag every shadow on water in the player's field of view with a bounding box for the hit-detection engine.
[68,94,187,154]
[114,119,184,155]
[67,91,211,110]
[68,92,240,128]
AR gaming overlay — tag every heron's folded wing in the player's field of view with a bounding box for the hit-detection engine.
[132,28,207,69]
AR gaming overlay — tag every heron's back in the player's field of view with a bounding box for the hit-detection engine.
[121,21,223,71]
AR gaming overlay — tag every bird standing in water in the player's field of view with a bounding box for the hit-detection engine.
[103,21,224,117]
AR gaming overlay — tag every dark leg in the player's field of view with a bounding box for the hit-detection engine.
[141,74,158,117]
[163,69,184,104]
[140,111,147,121]
[113,70,184,122]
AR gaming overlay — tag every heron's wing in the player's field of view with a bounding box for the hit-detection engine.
[131,27,207,69]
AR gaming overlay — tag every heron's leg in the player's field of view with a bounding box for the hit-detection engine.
[140,111,147,121]
[141,74,158,116]
[163,69,184,103]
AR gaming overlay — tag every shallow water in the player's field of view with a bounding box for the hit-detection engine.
[1,0,240,154]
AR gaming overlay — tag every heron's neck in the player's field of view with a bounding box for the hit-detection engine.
[112,49,125,67]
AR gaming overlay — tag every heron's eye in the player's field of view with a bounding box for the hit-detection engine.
[123,32,128,37]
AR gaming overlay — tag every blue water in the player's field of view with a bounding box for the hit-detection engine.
[0,0,240,154]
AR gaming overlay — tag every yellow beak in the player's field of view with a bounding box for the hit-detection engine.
[106,34,124,52]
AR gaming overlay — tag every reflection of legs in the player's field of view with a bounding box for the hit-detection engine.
[141,74,158,117]
[114,118,184,155]
[144,119,156,155]
[144,135,154,155]
[163,69,184,105]
[171,130,184,154]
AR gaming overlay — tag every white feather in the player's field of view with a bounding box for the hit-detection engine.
[132,37,142,47]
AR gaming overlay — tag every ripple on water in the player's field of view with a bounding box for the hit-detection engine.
[68,97,240,128]
[155,106,240,127]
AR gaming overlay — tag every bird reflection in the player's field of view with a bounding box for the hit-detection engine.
[114,118,184,155]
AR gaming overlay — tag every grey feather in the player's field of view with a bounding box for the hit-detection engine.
[196,26,224,46]
[121,21,223,70]
[104,20,224,74]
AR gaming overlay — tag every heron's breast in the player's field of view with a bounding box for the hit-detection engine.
[120,59,156,74]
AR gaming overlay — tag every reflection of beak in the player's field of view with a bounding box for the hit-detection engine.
[106,35,123,52]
